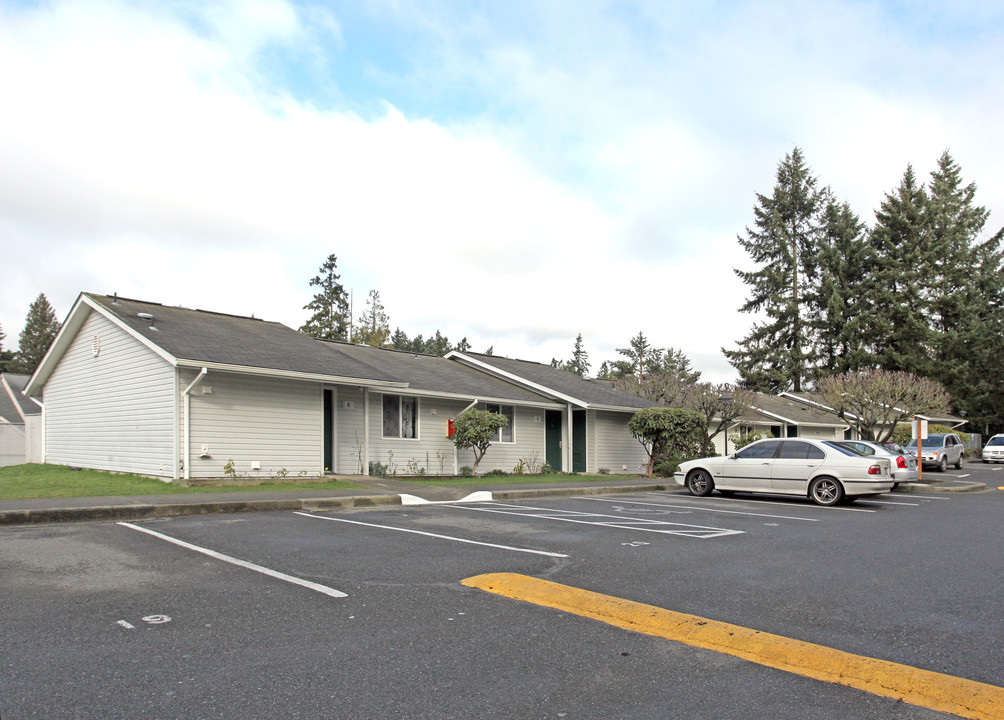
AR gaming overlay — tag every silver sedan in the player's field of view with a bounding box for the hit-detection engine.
[674,437,895,506]
[832,440,918,488]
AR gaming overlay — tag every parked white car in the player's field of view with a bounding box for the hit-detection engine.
[832,440,918,488]
[982,434,1004,463]
[674,438,894,506]
[904,433,964,472]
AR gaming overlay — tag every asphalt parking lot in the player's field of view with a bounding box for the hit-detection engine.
[2,471,1002,719]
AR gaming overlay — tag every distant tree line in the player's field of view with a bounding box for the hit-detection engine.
[299,253,480,355]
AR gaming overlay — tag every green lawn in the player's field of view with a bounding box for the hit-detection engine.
[0,464,363,501]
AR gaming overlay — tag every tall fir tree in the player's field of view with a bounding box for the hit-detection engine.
[300,254,350,340]
[865,164,932,376]
[354,289,391,347]
[12,293,60,375]
[807,199,872,377]
[724,147,827,392]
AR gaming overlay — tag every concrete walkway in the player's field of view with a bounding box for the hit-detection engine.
[0,474,985,527]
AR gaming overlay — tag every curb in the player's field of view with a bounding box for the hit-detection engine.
[0,494,405,527]
[0,479,983,526]
[894,481,987,494]
[0,485,671,527]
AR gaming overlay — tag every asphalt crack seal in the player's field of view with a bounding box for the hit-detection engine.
[461,572,1003,720]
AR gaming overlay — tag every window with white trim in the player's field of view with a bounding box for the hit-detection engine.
[383,395,418,439]
[486,403,514,443]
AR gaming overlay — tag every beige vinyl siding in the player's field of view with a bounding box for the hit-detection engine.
[335,386,366,474]
[591,410,648,475]
[43,312,175,477]
[368,393,466,475]
[457,404,547,474]
[0,424,25,467]
[183,370,321,479]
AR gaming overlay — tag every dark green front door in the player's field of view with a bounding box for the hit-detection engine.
[572,410,586,473]
[323,389,334,473]
[545,410,562,471]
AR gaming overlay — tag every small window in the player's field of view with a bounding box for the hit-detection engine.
[485,404,515,443]
[382,395,418,439]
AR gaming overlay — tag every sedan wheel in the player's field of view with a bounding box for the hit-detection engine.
[809,477,844,506]
[686,469,714,497]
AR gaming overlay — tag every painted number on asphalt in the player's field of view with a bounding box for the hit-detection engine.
[116,614,173,629]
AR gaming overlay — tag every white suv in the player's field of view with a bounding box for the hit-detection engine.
[982,434,1004,463]
[905,433,964,472]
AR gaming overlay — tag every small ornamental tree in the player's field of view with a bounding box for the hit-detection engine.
[451,409,508,474]
[628,407,704,476]
[815,369,950,442]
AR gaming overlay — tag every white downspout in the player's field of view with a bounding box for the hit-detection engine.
[182,368,208,481]
[363,388,370,476]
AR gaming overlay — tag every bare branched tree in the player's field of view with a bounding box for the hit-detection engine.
[815,370,950,442]
[683,383,757,456]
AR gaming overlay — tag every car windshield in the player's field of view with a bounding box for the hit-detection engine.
[906,435,945,447]
[986,437,1004,447]
[823,441,863,457]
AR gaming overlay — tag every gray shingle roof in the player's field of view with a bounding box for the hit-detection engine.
[1,374,40,419]
[89,294,401,382]
[85,295,556,403]
[455,353,654,410]
[750,392,847,426]
[316,343,554,403]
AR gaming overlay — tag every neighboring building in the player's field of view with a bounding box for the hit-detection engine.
[23,293,653,481]
[0,373,43,467]
[779,391,968,440]
[710,392,850,456]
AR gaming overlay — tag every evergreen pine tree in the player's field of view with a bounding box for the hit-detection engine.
[568,333,590,377]
[724,147,826,392]
[300,254,350,340]
[865,165,932,376]
[0,322,14,373]
[354,290,391,347]
[455,337,471,352]
[12,294,60,375]
[390,328,410,350]
[425,330,452,356]
[807,199,872,377]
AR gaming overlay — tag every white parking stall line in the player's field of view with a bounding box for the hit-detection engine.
[444,502,744,539]
[294,512,569,557]
[858,499,920,506]
[649,492,879,513]
[118,522,348,598]
[582,496,819,522]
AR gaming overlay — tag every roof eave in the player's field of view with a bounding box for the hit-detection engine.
[445,351,588,407]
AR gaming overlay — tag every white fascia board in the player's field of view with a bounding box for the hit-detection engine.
[393,387,561,409]
[445,351,587,408]
[589,403,648,413]
[751,407,800,426]
[174,359,409,389]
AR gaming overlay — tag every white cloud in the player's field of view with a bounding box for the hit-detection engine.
[1,0,1002,386]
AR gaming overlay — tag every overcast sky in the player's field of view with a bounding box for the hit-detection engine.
[1,0,1001,382]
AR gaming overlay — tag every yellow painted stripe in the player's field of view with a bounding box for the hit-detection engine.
[462,573,1004,720]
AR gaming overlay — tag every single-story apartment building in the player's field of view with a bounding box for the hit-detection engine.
[24,293,653,481]
[0,373,42,467]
